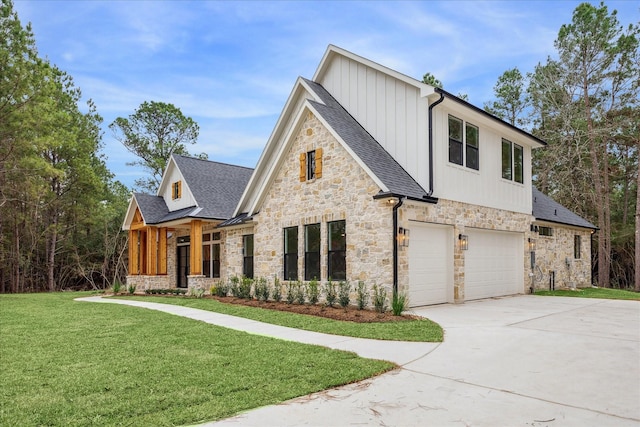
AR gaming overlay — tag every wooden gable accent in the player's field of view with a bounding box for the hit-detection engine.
[131,207,145,230]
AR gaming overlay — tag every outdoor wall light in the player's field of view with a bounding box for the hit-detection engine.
[398,227,410,247]
[458,234,469,250]
[528,237,536,251]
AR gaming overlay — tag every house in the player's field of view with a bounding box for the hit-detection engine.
[122,45,596,306]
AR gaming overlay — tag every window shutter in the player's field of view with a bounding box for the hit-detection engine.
[315,148,323,179]
[299,153,306,182]
[177,181,182,198]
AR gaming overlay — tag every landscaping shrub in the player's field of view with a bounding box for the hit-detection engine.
[272,277,282,302]
[229,276,241,297]
[145,289,152,295]
[338,281,351,308]
[323,279,337,307]
[239,277,253,299]
[214,281,229,297]
[294,280,306,305]
[286,281,295,304]
[307,278,319,305]
[191,287,205,298]
[356,280,369,310]
[112,281,122,294]
[391,291,408,316]
[372,283,388,313]
[128,284,136,294]
[255,277,269,301]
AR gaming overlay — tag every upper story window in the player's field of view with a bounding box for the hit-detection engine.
[299,148,323,182]
[448,115,479,170]
[172,181,182,200]
[501,139,524,184]
[538,226,553,237]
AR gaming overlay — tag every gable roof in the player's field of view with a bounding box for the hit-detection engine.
[532,187,596,230]
[172,155,253,220]
[303,79,432,201]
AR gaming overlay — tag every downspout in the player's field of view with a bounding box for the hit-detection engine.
[427,91,445,197]
[392,197,404,296]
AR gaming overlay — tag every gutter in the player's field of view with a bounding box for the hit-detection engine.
[392,197,404,296]
[427,92,445,196]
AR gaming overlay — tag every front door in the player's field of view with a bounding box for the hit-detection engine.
[177,245,190,288]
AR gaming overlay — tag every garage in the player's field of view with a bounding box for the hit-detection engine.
[465,229,523,300]
[407,222,453,307]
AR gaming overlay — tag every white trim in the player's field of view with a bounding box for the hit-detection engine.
[122,194,139,230]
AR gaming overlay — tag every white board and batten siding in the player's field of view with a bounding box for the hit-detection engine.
[432,105,533,215]
[160,163,196,212]
[407,222,454,307]
[317,55,430,194]
[465,228,524,300]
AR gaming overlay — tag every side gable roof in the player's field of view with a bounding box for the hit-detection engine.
[532,187,596,230]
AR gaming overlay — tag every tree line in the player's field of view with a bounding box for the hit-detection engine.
[428,2,639,290]
[0,1,128,292]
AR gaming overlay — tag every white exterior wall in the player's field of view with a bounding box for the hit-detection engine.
[318,55,430,193]
[160,164,196,211]
[432,106,533,215]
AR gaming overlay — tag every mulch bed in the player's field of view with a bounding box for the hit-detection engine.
[210,296,417,323]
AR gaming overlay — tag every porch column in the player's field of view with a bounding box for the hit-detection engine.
[158,227,168,275]
[146,227,158,276]
[129,230,139,275]
[189,220,203,275]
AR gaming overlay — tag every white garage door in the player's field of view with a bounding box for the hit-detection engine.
[407,222,453,307]
[465,229,523,300]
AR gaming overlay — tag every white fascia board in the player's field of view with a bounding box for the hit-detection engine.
[234,78,320,217]
[306,102,389,193]
[122,194,139,231]
[313,45,436,97]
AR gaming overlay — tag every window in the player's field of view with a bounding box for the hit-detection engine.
[448,116,463,166]
[465,123,479,170]
[327,220,346,281]
[299,149,323,182]
[202,232,221,278]
[243,234,254,279]
[574,235,581,259]
[283,227,298,281]
[502,139,524,184]
[172,181,182,199]
[449,115,479,170]
[304,224,320,281]
[538,226,554,237]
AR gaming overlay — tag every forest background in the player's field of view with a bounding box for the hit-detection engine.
[0,1,637,293]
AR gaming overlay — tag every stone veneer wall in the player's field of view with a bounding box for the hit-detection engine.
[223,225,255,279]
[125,274,171,292]
[252,111,394,293]
[533,224,592,290]
[399,199,533,302]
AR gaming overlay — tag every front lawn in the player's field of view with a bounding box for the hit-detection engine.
[116,296,443,342]
[535,287,639,300]
[0,292,394,427]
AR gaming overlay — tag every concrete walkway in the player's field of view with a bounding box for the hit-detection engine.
[77,295,640,426]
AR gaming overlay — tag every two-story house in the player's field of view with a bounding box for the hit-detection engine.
[123,45,596,306]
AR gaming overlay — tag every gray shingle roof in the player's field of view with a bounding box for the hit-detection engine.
[172,155,254,220]
[303,79,432,202]
[532,187,596,229]
[134,193,170,224]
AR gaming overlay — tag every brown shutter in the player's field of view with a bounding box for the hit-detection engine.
[177,181,182,198]
[299,153,306,182]
[315,148,323,179]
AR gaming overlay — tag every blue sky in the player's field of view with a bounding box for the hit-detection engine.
[13,0,639,191]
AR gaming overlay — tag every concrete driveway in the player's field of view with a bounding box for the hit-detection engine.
[210,295,640,427]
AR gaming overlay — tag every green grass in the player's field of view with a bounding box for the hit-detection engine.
[117,296,443,342]
[535,287,640,300]
[0,292,394,426]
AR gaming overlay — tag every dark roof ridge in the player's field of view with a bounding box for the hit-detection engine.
[171,153,254,171]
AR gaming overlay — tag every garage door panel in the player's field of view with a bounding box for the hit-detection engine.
[465,229,523,300]
[408,223,453,307]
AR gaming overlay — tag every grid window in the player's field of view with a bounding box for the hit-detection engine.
[448,115,463,166]
[307,151,316,180]
[283,227,298,281]
[327,220,346,281]
[243,234,254,279]
[304,224,320,281]
[465,123,479,170]
[574,235,581,259]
